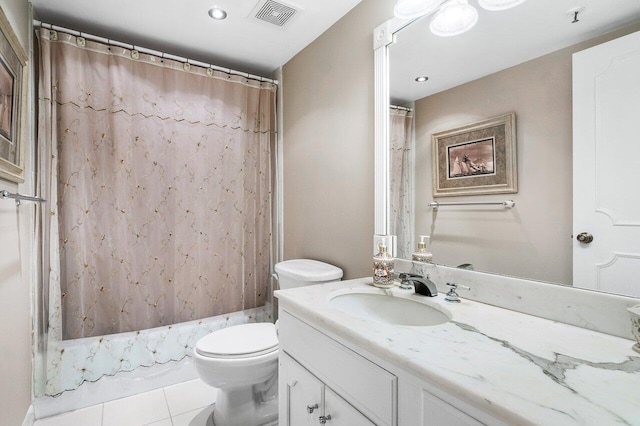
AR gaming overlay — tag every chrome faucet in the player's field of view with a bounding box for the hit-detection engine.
[398,273,438,297]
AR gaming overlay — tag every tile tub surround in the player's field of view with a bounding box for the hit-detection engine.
[276,279,640,425]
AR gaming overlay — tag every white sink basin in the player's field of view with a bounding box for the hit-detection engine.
[328,289,452,326]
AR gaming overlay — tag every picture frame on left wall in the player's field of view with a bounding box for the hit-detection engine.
[0,5,27,183]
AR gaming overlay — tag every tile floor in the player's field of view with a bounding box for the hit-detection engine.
[34,379,218,426]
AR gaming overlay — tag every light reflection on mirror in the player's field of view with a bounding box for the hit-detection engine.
[388,0,640,297]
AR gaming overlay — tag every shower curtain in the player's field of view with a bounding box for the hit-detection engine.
[36,28,276,341]
[389,107,413,259]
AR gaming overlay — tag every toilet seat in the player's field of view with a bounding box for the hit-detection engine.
[196,323,278,359]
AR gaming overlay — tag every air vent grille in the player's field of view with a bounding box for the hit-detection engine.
[254,0,297,27]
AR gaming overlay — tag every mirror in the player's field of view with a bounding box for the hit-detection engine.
[384,0,640,297]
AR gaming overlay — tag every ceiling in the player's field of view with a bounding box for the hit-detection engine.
[30,0,364,77]
[390,0,640,104]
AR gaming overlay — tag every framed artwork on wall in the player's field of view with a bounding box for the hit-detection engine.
[0,5,27,183]
[432,113,517,197]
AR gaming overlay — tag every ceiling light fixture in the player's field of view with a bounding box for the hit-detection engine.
[430,0,478,37]
[415,76,429,82]
[394,0,444,20]
[477,0,526,11]
[208,7,228,20]
[393,0,526,37]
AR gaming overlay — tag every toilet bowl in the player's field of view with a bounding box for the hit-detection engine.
[194,323,279,426]
[194,259,343,426]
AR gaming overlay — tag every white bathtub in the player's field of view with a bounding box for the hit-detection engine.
[34,304,273,417]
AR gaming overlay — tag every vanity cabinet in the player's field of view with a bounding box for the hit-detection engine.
[279,310,502,426]
[281,352,375,425]
[278,311,397,425]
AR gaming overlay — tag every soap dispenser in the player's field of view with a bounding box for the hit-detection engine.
[373,242,395,288]
[412,235,433,263]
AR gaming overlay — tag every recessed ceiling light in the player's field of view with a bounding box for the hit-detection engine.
[208,7,228,20]
[415,76,429,82]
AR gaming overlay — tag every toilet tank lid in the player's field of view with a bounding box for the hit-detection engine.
[196,323,277,357]
[275,259,343,282]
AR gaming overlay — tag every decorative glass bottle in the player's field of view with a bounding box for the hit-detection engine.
[373,243,395,288]
[412,235,433,263]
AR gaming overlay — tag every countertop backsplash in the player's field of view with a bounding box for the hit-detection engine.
[395,259,638,340]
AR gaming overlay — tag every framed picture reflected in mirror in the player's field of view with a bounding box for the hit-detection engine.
[432,113,517,197]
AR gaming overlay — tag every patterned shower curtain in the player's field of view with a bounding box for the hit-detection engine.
[36,28,276,339]
[389,107,413,259]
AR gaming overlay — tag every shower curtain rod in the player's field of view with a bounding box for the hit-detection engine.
[33,20,279,85]
[390,105,413,112]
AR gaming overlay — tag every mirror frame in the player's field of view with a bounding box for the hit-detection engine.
[372,17,415,251]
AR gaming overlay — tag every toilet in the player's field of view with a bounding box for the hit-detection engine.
[194,259,343,426]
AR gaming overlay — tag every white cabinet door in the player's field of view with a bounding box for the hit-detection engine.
[324,387,376,426]
[281,353,323,426]
[281,351,377,426]
[573,30,640,297]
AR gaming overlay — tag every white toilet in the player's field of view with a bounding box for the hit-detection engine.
[194,259,343,426]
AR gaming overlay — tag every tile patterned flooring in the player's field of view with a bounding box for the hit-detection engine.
[34,379,218,426]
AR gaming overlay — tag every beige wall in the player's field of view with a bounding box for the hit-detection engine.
[0,0,33,424]
[282,0,394,279]
[414,24,640,286]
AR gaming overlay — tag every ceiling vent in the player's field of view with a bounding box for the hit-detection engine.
[252,0,299,27]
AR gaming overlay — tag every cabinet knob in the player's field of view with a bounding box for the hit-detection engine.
[306,403,318,414]
[319,414,332,424]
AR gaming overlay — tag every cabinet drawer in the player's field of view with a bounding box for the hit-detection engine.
[279,310,397,426]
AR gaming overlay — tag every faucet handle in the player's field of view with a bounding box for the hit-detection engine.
[445,282,470,302]
[398,273,413,290]
[446,282,470,290]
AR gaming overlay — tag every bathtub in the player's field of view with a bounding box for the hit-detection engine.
[34,304,273,418]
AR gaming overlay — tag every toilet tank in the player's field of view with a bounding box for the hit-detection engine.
[275,259,343,290]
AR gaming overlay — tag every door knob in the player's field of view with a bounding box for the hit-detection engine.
[576,232,594,244]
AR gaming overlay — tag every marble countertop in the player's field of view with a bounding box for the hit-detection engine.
[275,278,640,426]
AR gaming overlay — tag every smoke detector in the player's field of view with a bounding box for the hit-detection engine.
[250,0,301,27]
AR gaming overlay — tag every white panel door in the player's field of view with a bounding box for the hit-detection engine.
[573,30,640,297]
